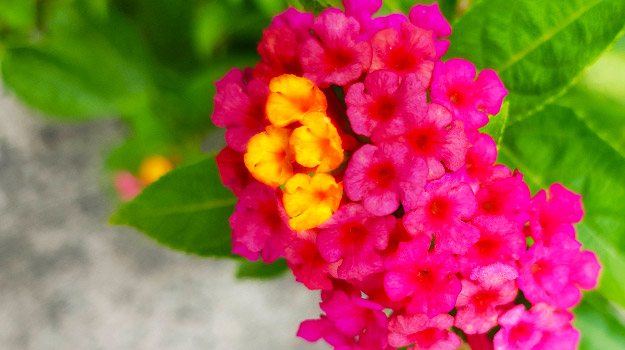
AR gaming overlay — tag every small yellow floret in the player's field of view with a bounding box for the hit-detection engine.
[283,173,343,231]
[290,111,344,172]
[244,126,293,187]
[266,74,328,127]
[139,155,174,184]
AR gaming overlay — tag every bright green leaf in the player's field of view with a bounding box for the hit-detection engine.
[575,293,625,350]
[479,100,509,145]
[110,157,237,258]
[236,258,289,279]
[446,0,625,120]
[498,105,625,308]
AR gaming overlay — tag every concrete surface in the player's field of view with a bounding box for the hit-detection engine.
[0,87,326,350]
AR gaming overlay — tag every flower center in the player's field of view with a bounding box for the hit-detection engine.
[387,47,417,72]
[371,95,396,121]
[429,198,448,218]
[368,162,395,188]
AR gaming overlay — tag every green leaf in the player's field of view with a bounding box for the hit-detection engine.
[110,157,237,257]
[446,0,625,120]
[439,0,459,22]
[236,258,289,279]
[479,100,509,145]
[575,293,625,350]
[287,0,343,14]
[1,47,117,118]
[498,104,625,308]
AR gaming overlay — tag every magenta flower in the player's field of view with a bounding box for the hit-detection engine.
[215,146,253,195]
[430,59,508,131]
[494,304,549,350]
[476,171,531,226]
[375,102,470,181]
[455,263,518,334]
[459,215,526,274]
[384,239,461,317]
[230,182,295,262]
[403,175,480,254]
[254,27,303,83]
[298,316,354,349]
[317,203,395,280]
[212,68,268,153]
[345,70,426,138]
[408,3,452,58]
[388,313,460,349]
[269,7,314,41]
[370,22,437,87]
[284,232,339,290]
[320,289,388,339]
[528,183,583,244]
[344,143,427,216]
[464,133,512,190]
[300,9,372,87]
[517,233,600,308]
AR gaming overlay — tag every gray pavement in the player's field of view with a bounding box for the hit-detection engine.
[0,87,326,350]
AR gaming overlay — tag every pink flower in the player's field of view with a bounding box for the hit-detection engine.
[317,203,395,280]
[345,70,426,138]
[384,239,461,317]
[284,231,339,290]
[388,313,460,349]
[370,22,437,88]
[114,171,143,201]
[300,9,372,87]
[298,316,354,348]
[253,27,303,83]
[517,233,599,308]
[375,103,470,181]
[215,146,253,195]
[459,215,526,274]
[320,289,388,339]
[455,263,518,334]
[531,306,579,350]
[344,143,427,216]
[476,171,531,227]
[408,3,452,58]
[230,182,295,262]
[494,304,550,350]
[528,183,583,244]
[430,59,508,131]
[212,68,268,152]
[269,7,315,41]
[463,133,512,190]
[403,175,480,254]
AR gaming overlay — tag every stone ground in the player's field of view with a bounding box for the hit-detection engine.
[0,87,326,350]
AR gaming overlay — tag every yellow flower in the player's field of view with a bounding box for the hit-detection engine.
[290,111,344,172]
[139,155,174,184]
[244,126,293,187]
[266,74,327,127]
[283,173,343,231]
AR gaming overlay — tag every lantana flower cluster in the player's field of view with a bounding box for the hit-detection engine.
[211,1,601,349]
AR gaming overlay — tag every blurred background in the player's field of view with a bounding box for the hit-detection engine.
[0,0,624,349]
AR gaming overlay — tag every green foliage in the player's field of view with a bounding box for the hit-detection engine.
[498,105,625,308]
[1,47,118,118]
[446,0,625,120]
[479,101,508,145]
[288,0,343,13]
[111,157,237,257]
[236,258,289,279]
[575,293,625,350]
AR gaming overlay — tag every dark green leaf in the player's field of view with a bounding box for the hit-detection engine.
[446,0,625,120]
[236,258,289,279]
[438,0,459,22]
[498,105,625,307]
[479,101,509,145]
[110,157,237,257]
